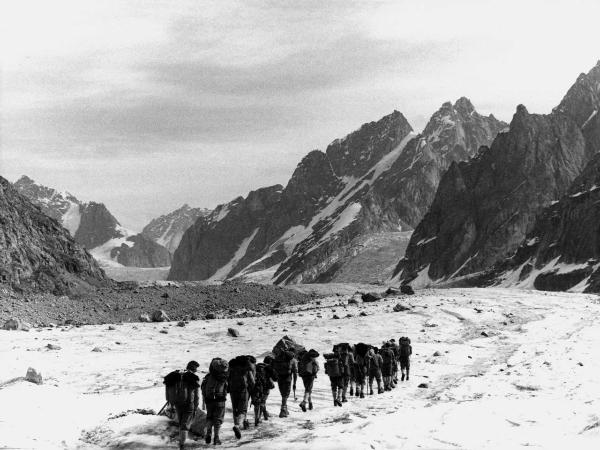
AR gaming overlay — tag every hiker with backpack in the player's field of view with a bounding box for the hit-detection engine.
[272,349,298,417]
[324,347,344,406]
[228,355,256,439]
[336,343,354,403]
[298,349,320,412]
[353,343,371,398]
[399,336,412,381]
[381,342,396,390]
[390,338,400,385]
[251,356,278,425]
[163,361,201,450]
[368,347,384,395]
[201,358,229,446]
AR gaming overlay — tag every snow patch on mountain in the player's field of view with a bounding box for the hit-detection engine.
[209,228,260,281]
[62,202,81,235]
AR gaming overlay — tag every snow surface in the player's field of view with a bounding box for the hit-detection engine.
[61,202,81,236]
[209,228,260,281]
[88,225,132,268]
[1,288,599,449]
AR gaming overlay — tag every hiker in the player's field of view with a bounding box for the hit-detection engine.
[399,336,412,381]
[390,338,400,384]
[324,349,344,406]
[353,343,371,398]
[201,358,229,446]
[298,349,320,411]
[381,342,396,390]
[336,343,354,402]
[272,349,298,417]
[347,344,357,397]
[251,356,278,425]
[163,361,201,450]
[228,355,256,439]
[368,347,384,395]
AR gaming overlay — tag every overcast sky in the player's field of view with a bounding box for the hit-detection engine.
[1,0,599,230]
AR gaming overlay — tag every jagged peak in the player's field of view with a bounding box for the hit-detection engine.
[454,96,475,114]
[16,174,35,184]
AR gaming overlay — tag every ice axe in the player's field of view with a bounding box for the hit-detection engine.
[157,401,169,416]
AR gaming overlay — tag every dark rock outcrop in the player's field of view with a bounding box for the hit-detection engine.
[110,234,172,267]
[74,202,122,249]
[396,61,600,286]
[0,176,107,294]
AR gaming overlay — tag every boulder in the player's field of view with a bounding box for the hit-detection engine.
[433,351,442,357]
[348,297,361,305]
[3,318,22,330]
[393,303,411,312]
[91,347,104,352]
[361,292,382,303]
[177,321,187,327]
[151,310,170,322]
[139,313,151,322]
[227,328,240,337]
[418,382,429,388]
[400,285,415,295]
[385,287,401,296]
[205,313,216,320]
[25,367,43,385]
[46,343,61,350]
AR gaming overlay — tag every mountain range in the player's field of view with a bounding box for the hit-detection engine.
[168,98,505,284]
[395,61,600,292]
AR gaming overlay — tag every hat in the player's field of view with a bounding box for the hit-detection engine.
[186,360,200,371]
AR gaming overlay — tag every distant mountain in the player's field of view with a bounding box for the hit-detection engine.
[0,176,107,294]
[395,61,600,288]
[169,99,504,283]
[142,204,211,254]
[13,176,171,269]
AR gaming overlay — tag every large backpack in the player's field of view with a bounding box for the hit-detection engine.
[382,347,394,365]
[229,356,252,393]
[209,357,229,379]
[164,370,191,406]
[324,356,342,377]
[252,362,274,399]
[273,351,294,377]
[202,374,227,402]
[399,337,412,359]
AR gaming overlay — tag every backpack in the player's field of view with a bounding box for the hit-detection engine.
[252,363,274,399]
[273,351,294,377]
[325,357,341,377]
[202,374,227,402]
[382,347,394,365]
[209,357,229,379]
[399,337,412,359]
[338,352,351,376]
[229,356,252,393]
[354,354,369,376]
[164,370,191,405]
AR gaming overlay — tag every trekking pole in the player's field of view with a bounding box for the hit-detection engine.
[157,401,169,416]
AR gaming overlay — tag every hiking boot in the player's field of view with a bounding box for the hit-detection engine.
[401,374,405,381]
[214,435,222,445]
[349,387,354,396]
[341,397,348,403]
[308,401,313,410]
[334,399,342,407]
[360,392,365,399]
[243,419,250,430]
[263,409,270,420]
[255,418,260,427]
[233,426,241,439]
[300,401,307,412]
[205,431,212,445]
[355,390,360,397]
[378,388,384,394]
[369,388,374,395]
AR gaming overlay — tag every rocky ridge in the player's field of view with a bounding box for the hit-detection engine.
[170,100,504,284]
[142,204,211,254]
[396,61,600,288]
[13,176,171,269]
[0,176,107,295]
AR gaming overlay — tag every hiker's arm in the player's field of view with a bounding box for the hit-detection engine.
[193,387,199,412]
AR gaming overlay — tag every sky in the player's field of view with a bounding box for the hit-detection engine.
[1,0,599,231]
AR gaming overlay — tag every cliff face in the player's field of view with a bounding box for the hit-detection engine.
[0,176,107,295]
[141,204,211,254]
[110,234,172,268]
[170,100,503,284]
[396,61,600,287]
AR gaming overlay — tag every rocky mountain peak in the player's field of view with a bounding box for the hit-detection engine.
[454,96,475,114]
[325,110,413,178]
[555,62,600,128]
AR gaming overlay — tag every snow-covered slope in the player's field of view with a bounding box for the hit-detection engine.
[1,288,599,449]
[13,176,171,269]
[142,204,211,254]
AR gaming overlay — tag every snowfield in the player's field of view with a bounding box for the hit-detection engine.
[1,288,600,449]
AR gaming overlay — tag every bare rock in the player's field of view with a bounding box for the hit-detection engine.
[177,321,187,327]
[433,351,442,357]
[418,383,429,388]
[362,292,383,303]
[227,328,240,337]
[400,285,415,295]
[139,313,151,323]
[3,318,22,330]
[46,343,61,350]
[205,313,216,320]
[25,367,43,384]
[393,303,411,312]
[151,310,170,322]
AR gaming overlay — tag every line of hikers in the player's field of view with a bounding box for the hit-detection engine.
[163,335,412,448]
